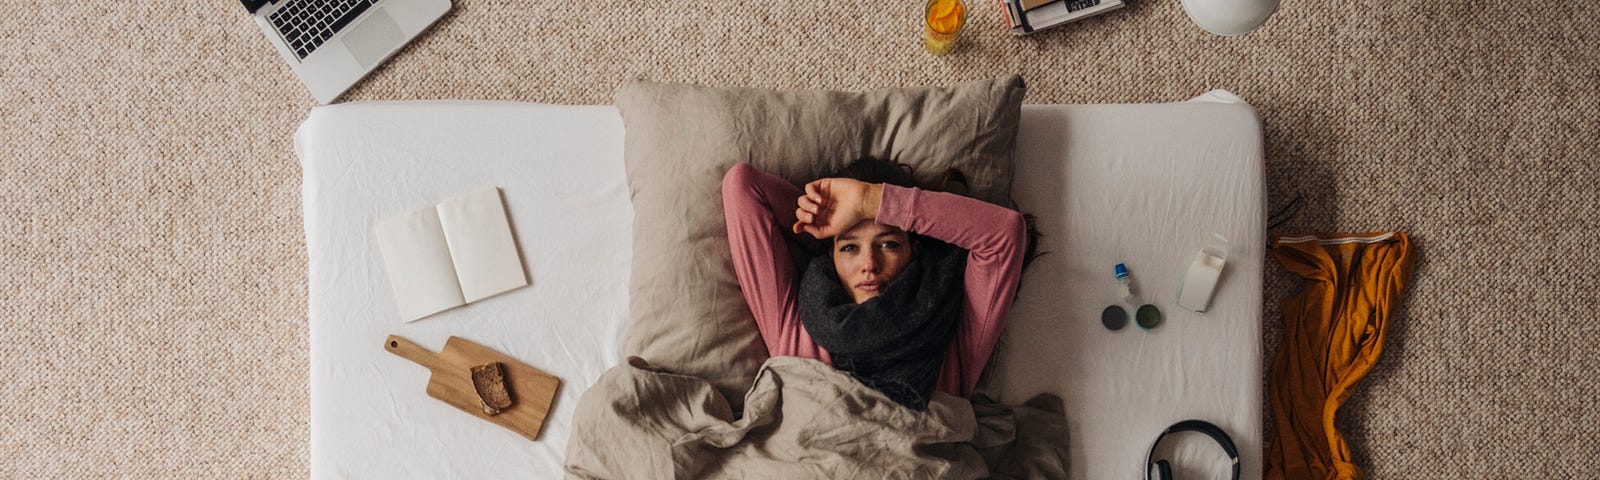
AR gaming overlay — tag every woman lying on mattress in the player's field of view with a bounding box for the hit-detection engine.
[721,158,1028,411]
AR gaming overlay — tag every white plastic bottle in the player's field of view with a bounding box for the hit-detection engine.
[1176,234,1228,312]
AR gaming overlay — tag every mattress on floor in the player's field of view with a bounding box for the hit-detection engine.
[296,94,1263,480]
[992,92,1265,480]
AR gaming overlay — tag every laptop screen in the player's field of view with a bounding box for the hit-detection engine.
[241,0,271,14]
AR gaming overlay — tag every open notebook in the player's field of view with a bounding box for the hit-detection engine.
[373,187,528,322]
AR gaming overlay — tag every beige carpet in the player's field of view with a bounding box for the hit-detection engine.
[3,0,1597,476]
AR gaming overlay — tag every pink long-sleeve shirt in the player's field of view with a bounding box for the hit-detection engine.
[721,163,1026,398]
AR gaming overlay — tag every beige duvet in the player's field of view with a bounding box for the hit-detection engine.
[565,356,1068,479]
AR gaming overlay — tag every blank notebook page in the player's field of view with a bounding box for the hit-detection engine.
[373,208,466,321]
[437,187,527,303]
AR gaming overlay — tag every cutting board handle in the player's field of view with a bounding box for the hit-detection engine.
[385,335,446,373]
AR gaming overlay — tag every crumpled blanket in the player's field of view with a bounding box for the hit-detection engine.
[565,356,1068,479]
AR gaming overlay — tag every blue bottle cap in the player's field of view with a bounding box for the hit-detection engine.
[1114,263,1128,279]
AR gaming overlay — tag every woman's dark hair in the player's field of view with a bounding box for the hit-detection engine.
[831,156,917,189]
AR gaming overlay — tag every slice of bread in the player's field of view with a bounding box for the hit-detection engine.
[470,362,515,416]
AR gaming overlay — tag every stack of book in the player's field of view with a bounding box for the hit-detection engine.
[995,0,1124,35]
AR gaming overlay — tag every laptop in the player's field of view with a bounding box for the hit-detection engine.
[241,0,451,104]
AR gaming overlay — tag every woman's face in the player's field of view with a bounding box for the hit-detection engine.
[831,220,914,303]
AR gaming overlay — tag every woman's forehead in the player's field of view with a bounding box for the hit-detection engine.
[839,222,907,241]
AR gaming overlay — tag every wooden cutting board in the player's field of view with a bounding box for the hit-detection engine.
[385,335,561,441]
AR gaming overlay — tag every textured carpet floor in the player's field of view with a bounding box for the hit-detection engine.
[3,0,1597,477]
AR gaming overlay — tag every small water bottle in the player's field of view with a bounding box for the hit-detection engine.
[1114,263,1139,304]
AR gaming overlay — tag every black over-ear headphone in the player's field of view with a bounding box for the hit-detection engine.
[1145,419,1240,480]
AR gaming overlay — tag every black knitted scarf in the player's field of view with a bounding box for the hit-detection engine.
[798,239,966,411]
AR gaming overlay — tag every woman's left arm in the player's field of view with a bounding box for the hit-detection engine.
[876,185,1027,397]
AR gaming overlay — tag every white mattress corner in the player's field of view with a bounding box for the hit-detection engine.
[1187,88,1250,106]
[298,98,1264,479]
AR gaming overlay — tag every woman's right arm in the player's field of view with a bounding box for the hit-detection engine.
[722,164,827,360]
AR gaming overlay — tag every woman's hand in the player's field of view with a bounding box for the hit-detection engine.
[792,178,883,239]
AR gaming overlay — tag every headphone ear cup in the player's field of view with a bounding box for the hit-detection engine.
[1155,459,1172,480]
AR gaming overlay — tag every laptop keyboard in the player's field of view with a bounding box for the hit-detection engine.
[268,0,377,59]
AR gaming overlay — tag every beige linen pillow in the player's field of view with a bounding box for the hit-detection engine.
[615,75,1026,405]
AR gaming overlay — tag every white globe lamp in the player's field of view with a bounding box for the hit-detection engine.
[1180,0,1280,36]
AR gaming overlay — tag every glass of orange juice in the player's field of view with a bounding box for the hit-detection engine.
[924,0,966,56]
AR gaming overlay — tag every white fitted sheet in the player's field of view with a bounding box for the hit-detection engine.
[991,94,1265,480]
[296,95,1262,480]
